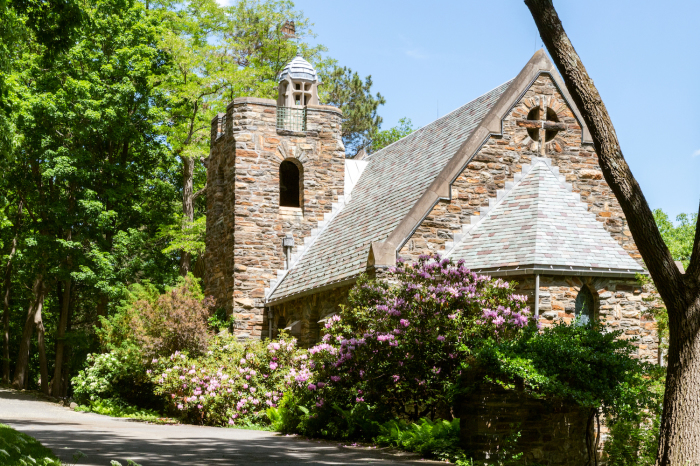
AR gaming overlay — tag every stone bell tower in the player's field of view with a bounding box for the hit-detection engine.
[204,55,346,339]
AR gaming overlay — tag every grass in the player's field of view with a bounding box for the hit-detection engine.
[0,423,63,466]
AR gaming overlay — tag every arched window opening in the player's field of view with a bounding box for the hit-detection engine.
[575,285,595,326]
[279,160,302,208]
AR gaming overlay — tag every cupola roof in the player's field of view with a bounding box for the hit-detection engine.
[278,55,318,83]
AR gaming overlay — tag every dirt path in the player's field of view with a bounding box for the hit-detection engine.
[0,388,439,466]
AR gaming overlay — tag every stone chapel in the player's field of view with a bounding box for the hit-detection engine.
[204,50,658,362]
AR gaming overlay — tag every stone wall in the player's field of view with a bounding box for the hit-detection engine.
[514,275,658,363]
[456,375,592,466]
[399,74,642,266]
[205,97,345,339]
[269,285,353,347]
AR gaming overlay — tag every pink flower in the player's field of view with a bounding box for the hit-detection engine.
[171,394,176,399]
[392,375,400,382]
[269,362,278,370]
[355,397,364,402]
[400,319,410,327]
[437,335,446,342]
[197,404,203,409]
[229,419,235,425]
[177,404,183,410]
[331,376,341,382]
[250,387,256,393]
[308,384,317,391]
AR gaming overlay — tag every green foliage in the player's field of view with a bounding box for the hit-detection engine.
[71,346,155,407]
[376,418,464,463]
[75,398,161,421]
[0,423,62,466]
[470,321,655,415]
[603,366,665,466]
[654,208,697,269]
[370,117,414,153]
[320,65,386,156]
[207,307,235,332]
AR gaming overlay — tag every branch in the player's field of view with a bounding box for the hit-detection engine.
[193,186,207,201]
[685,200,700,281]
[524,0,686,307]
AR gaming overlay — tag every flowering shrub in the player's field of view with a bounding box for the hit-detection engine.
[149,333,310,426]
[72,346,157,407]
[287,254,531,435]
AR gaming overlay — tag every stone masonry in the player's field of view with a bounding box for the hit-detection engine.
[205,97,345,338]
[399,74,641,264]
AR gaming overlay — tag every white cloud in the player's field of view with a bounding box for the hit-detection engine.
[693,149,700,158]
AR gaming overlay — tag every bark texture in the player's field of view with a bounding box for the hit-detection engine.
[180,155,195,276]
[51,278,71,397]
[1,234,17,384]
[11,274,45,389]
[524,1,700,464]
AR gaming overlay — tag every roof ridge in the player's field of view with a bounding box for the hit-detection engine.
[365,78,515,162]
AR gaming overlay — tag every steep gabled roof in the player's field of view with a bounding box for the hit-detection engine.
[447,159,644,275]
[267,80,513,301]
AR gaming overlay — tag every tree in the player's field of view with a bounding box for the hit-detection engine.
[155,0,328,276]
[320,65,386,156]
[655,209,697,270]
[524,1,700,464]
[369,117,413,154]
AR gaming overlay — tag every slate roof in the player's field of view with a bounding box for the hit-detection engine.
[279,55,318,82]
[447,159,644,273]
[268,80,514,301]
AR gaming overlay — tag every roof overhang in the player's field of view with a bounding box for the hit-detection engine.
[469,265,646,279]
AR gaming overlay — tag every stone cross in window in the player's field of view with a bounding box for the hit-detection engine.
[516,98,567,155]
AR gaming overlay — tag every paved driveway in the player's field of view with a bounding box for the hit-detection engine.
[0,388,439,466]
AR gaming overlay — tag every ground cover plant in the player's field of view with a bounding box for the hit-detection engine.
[0,423,62,466]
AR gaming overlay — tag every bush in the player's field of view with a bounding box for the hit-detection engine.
[74,398,161,421]
[130,275,214,359]
[280,254,532,438]
[470,321,655,414]
[149,333,309,426]
[72,346,157,407]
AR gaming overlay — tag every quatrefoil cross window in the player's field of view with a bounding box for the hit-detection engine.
[516,99,567,155]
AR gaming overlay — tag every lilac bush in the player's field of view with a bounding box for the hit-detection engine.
[149,334,311,426]
[300,254,532,422]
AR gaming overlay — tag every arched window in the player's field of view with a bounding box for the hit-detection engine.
[575,285,595,325]
[279,160,302,207]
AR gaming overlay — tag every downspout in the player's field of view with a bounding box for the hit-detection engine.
[267,307,273,339]
[534,274,540,319]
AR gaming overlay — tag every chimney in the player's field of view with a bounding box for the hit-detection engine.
[282,20,295,38]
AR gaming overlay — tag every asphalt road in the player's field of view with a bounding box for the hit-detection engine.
[0,388,440,466]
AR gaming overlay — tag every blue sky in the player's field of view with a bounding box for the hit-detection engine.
[237,0,700,219]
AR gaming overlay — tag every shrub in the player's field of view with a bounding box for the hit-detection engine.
[149,333,309,426]
[283,254,532,437]
[130,274,214,359]
[72,346,157,407]
[470,321,655,414]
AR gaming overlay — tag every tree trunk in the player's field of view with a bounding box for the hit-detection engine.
[180,155,195,276]
[35,290,49,396]
[1,233,17,384]
[12,274,44,389]
[51,278,71,397]
[2,201,22,384]
[524,1,700,464]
